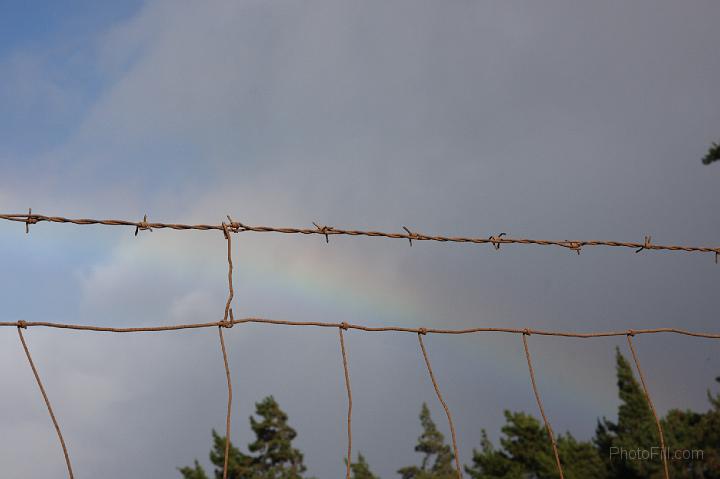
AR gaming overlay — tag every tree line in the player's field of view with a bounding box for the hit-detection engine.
[180,348,720,478]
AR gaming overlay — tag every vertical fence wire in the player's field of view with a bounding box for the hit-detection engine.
[626,333,670,479]
[417,331,463,479]
[338,325,353,479]
[17,325,74,479]
[522,332,564,479]
[220,222,235,479]
[218,325,233,479]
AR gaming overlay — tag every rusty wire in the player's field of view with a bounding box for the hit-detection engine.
[16,325,74,479]
[627,334,670,479]
[218,326,232,479]
[418,331,463,479]
[2,211,720,258]
[3,320,719,338]
[6,318,717,478]
[219,219,235,479]
[522,332,564,479]
[338,324,353,479]
[3,210,719,478]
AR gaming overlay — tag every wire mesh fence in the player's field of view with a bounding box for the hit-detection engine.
[2,210,719,479]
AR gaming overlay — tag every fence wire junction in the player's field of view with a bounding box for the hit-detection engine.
[2,210,720,479]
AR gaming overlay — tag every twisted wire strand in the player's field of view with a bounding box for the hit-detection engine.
[219,221,235,479]
[17,326,75,479]
[418,332,463,479]
[221,222,234,326]
[2,212,719,257]
[626,334,670,479]
[338,326,353,479]
[522,332,564,479]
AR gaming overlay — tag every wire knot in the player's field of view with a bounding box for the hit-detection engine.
[25,208,38,234]
[403,226,419,247]
[626,329,636,337]
[221,309,234,328]
[523,328,532,336]
[313,222,334,243]
[135,214,152,236]
[226,215,244,233]
[340,321,349,331]
[418,327,428,335]
[635,235,652,253]
[222,222,231,240]
[489,233,506,250]
[17,320,27,329]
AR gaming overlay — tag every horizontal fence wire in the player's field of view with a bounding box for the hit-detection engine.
[1,211,719,258]
[4,320,720,338]
[3,209,718,479]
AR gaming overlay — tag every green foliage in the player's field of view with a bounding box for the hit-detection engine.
[596,347,660,478]
[348,453,380,479]
[702,141,720,165]
[398,403,456,479]
[179,460,209,479]
[181,359,720,479]
[465,412,604,479]
[179,396,309,479]
[247,396,308,479]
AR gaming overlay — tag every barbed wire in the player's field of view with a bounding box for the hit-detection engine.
[4,209,719,479]
[1,211,719,260]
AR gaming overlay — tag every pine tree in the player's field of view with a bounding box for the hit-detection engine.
[697,377,720,477]
[595,347,660,478]
[347,453,381,479]
[398,403,455,479]
[179,460,210,479]
[464,428,524,479]
[179,430,252,479]
[248,396,307,479]
[702,141,720,165]
[465,411,604,479]
[179,396,308,479]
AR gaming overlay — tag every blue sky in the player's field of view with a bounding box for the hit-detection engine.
[1,1,720,478]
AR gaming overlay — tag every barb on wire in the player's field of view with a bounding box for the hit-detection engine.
[25,208,37,234]
[312,222,333,243]
[17,325,74,479]
[3,208,719,479]
[2,212,719,260]
[339,323,353,479]
[226,215,241,234]
[522,331,564,479]
[566,241,582,255]
[417,331,463,479]
[403,226,418,247]
[489,232,506,250]
[626,333,669,479]
[134,214,152,237]
[636,236,652,254]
